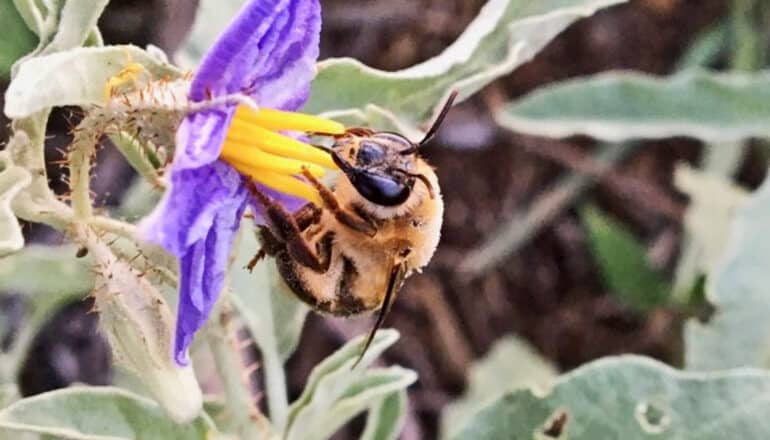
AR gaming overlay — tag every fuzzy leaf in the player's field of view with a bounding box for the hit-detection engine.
[38,0,109,55]
[305,0,627,135]
[685,172,770,370]
[0,0,37,78]
[175,0,246,68]
[674,165,748,279]
[227,222,309,431]
[4,45,182,119]
[0,387,216,440]
[0,152,32,256]
[0,244,92,303]
[10,0,44,35]
[454,355,770,439]
[497,70,770,142]
[361,390,408,440]
[229,225,309,363]
[285,330,416,440]
[441,336,557,439]
[582,205,671,310]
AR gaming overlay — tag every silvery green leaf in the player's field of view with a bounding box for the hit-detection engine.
[0,384,19,409]
[440,336,557,439]
[108,132,164,189]
[4,113,72,229]
[0,244,92,303]
[286,366,416,440]
[176,0,246,68]
[497,70,770,142]
[38,0,108,54]
[684,172,770,370]
[0,0,38,78]
[0,387,217,440]
[305,0,627,133]
[674,165,747,279]
[11,0,45,35]
[285,330,415,440]
[228,222,309,431]
[453,355,770,439]
[5,45,183,119]
[229,225,308,363]
[0,152,31,256]
[361,390,408,440]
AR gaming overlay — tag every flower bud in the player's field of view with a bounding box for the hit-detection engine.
[84,228,202,423]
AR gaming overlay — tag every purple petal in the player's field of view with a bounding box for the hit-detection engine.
[173,108,235,171]
[174,195,247,365]
[141,160,245,258]
[191,0,320,111]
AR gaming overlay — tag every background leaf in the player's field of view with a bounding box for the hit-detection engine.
[454,355,770,439]
[0,387,216,440]
[228,222,309,430]
[685,171,770,370]
[361,390,408,440]
[305,0,627,134]
[440,336,557,439]
[4,45,182,119]
[285,330,416,440]
[38,0,108,55]
[497,70,770,142]
[175,0,246,68]
[0,152,32,256]
[581,205,671,310]
[0,0,37,78]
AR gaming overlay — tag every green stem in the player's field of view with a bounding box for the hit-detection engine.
[206,303,272,440]
[68,126,97,220]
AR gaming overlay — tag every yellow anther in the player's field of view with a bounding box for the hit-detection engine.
[227,119,337,169]
[220,141,326,177]
[234,105,345,135]
[229,162,322,205]
[104,50,147,100]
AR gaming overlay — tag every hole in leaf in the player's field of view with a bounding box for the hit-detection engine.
[538,409,569,439]
[635,401,671,434]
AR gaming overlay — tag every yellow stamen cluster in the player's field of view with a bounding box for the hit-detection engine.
[221,105,344,204]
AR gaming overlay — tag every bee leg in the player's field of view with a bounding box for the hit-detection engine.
[246,181,329,273]
[246,249,266,272]
[293,203,323,230]
[300,167,377,236]
[352,261,406,369]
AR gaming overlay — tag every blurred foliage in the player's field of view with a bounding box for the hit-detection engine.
[0,0,37,78]
[306,0,627,137]
[441,336,557,439]
[453,356,770,439]
[498,70,770,143]
[582,205,671,311]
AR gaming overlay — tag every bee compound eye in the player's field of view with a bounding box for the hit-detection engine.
[351,171,411,206]
[356,141,386,166]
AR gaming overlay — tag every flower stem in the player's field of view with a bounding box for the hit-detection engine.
[206,302,272,439]
[68,118,99,220]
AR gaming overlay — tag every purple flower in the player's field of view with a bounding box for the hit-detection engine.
[140,0,343,365]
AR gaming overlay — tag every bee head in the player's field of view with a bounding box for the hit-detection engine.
[331,91,458,207]
[332,132,417,207]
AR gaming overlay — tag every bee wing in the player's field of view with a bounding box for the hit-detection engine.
[352,260,406,369]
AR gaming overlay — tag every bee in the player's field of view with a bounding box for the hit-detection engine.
[247,91,457,362]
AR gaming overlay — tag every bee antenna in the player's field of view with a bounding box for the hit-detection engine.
[419,89,458,147]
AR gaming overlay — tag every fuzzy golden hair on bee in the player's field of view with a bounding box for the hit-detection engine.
[250,91,457,366]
